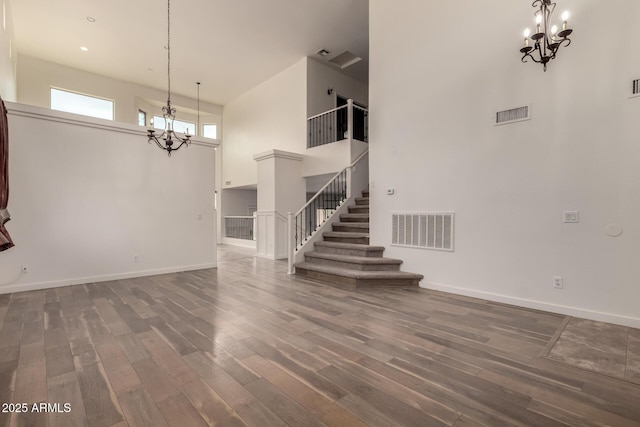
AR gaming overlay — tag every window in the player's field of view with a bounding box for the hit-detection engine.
[138,110,147,127]
[50,88,114,120]
[153,116,195,136]
[203,124,218,139]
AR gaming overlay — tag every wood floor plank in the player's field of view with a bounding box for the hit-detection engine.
[156,393,208,427]
[244,378,325,427]
[319,364,449,427]
[179,378,247,427]
[93,335,141,394]
[0,245,638,427]
[131,358,180,404]
[137,330,199,387]
[0,360,18,427]
[114,334,149,364]
[73,349,124,427]
[243,354,368,427]
[47,371,88,427]
[117,386,167,427]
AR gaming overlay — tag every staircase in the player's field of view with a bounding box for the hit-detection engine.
[295,190,424,287]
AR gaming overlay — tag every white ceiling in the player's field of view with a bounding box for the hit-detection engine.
[11,0,369,106]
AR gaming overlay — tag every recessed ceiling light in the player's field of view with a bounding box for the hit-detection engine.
[86,17,96,23]
[316,49,330,57]
[80,46,88,51]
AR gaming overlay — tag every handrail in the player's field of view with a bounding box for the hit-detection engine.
[307,104,348,121]
[288,149,368,274]
[294,149,368,217]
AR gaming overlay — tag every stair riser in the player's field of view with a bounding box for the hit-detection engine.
[362,191,369,198]
[304,256,401,271]
[355,199,369,206]
[339,216,370,223]
[332,225,370,233]
[295,268,419,288]
[324,235,370,245]
[348,207,369,214]
[314,246,384,257]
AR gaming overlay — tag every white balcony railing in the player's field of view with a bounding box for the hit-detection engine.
[224,215,256,241]
[307,99,368,148]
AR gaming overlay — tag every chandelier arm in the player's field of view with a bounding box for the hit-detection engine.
[559,37,571,48]
[521,52,543,64]
[149,135,165,151]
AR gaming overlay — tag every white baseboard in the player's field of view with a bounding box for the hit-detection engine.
[422,281,640,329]
[0,263,218,295]
[222,237,257,249]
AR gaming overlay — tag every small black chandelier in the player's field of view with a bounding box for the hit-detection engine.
[147,0,191,156]
[519,0,573,71]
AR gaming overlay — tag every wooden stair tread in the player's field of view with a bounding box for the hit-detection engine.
[295,262,423,280]
[305,251,402,265]
[323,231,370,238]
[314,241,385,251]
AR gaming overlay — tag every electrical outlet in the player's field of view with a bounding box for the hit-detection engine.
[133,255,139,263]
[21,264,29,273]
[553,276,564,289]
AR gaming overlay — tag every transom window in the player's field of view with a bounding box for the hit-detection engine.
[203,124,218,139]
[153,116,195,136]
[50,88,114,120]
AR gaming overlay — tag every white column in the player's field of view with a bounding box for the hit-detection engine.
[253,149,305,259]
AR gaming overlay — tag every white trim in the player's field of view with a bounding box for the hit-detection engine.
[222,237,257,248]
[0,263,218,296]
[253,149,304,162]
[5,102,219,149]
[423,281,640,329]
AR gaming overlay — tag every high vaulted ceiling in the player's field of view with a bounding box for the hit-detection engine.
[11,0,368,106]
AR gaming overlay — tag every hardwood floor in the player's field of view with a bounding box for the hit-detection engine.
[1,245,639,426]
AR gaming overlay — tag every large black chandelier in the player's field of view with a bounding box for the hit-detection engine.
[519,0,573,71]
[147,0,191,156]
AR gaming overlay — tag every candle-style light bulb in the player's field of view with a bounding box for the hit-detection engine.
[524,28,531,47]
[551,25,558,41]
[536,14,542,33]
[561,11,569,30]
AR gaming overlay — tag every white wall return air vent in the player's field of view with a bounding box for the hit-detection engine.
[392,212,454,252]
[495,105,530,125]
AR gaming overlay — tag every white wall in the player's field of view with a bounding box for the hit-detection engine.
[222,58,307,189]
[0,103,218,294]
[0,0,16,100]
[17,55,223,129]
[221,189,257,217]
[369,0,640,327]
[307,57,368,117]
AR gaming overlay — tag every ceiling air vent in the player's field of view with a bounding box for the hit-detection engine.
[329,51,362,69]
[392,212,454,252]
[633,79,640,95]
[495,105,530,126]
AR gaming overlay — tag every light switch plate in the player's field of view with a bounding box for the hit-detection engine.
[563,211,579,223]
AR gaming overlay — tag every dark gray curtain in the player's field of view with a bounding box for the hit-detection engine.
[0,96,14,252]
